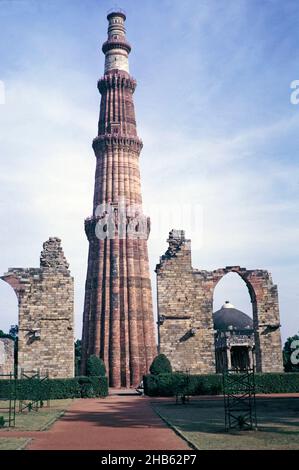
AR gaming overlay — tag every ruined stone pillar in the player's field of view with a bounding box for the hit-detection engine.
[246,271,283,372]
[1,238,74,378]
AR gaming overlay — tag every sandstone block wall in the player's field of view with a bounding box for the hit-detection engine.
[156,230,215,374]
[1,238,74,378]
[156,230,283,374]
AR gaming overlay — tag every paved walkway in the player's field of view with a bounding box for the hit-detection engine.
[2,393,189,450]
[4,392,298,450]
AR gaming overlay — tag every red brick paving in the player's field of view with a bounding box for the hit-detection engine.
[1,393,298,450]
[1,393,189,450]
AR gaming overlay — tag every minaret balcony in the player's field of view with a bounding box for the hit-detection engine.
[92,135,143,153]
[102,39,131,55]
[97,73,136,93]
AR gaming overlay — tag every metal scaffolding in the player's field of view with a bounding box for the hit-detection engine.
[223,367,257,431]
[19,368,50,413]
[0,372,16,427]
[175,370,191,404]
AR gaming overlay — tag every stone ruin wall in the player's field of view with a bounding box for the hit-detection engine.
[1,238,74,378]
[156,230,284,374]
[156,230,215,374]
[0,338,14,376]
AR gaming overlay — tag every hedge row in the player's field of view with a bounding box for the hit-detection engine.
[0,376,108,400]
[255,373,299,394]
[143,372,299,397]
[143,373,222,396]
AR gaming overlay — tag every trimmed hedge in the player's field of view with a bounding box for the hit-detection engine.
[143,373,222,397]
[77,376,108,398]
[143,372,299,397]
[255,373,299,394]
[0,376,108,400]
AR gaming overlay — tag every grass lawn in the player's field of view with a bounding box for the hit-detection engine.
[153,397,299,450]
[0,438,30,450]
[0,399,73,432]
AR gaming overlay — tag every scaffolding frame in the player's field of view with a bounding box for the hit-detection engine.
[175,369,191,404]
[0,372,16,427]
[223,367,257,431]
[19,368,50,413]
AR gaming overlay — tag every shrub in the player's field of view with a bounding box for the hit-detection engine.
[86,355,106,377]
[74,339,82,376]
[47,379,82,399]
[77,376,108,398]
[78,377,96,398]
[144,373,223,396]
[255,372,299,393]
[0,381,12,400]
[143,372,299,397]
[88,376,108,397]
[0,376,108,400]
[149,354,172,375]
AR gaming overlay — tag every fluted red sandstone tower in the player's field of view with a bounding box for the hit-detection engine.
[81,11,157,387]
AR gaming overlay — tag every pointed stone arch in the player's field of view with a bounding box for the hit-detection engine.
[209,266,282,372]
[0,278,18,375]
[213,271,254,320]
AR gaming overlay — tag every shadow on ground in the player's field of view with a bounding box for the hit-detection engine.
[59,396,166,428]
[152,396,299,449]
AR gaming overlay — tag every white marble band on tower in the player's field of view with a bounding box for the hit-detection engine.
[103,11,130,74]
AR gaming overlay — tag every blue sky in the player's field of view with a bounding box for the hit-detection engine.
[0,0,298,343]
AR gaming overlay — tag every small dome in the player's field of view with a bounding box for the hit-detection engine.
[213,301,253,332]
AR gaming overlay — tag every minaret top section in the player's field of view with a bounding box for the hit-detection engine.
[102,10,131,74]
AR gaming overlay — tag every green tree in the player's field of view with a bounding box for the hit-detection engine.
[283,333,299,372]
[149,354,172,375]
[86,355,106,377]
[74,339,82,376]
[0,330,12,339]
[9,325,18,339]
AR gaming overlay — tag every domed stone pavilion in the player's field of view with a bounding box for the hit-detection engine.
[213,301,255,372]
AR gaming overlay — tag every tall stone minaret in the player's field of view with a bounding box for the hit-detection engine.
[81,11,157,387]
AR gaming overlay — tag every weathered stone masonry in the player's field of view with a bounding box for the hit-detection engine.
[1,237,74,378]
[156,230,283,373]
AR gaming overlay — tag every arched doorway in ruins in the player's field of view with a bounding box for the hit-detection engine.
[0,280,18,374]
[0,279,18,334]
[212,269,257,372]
